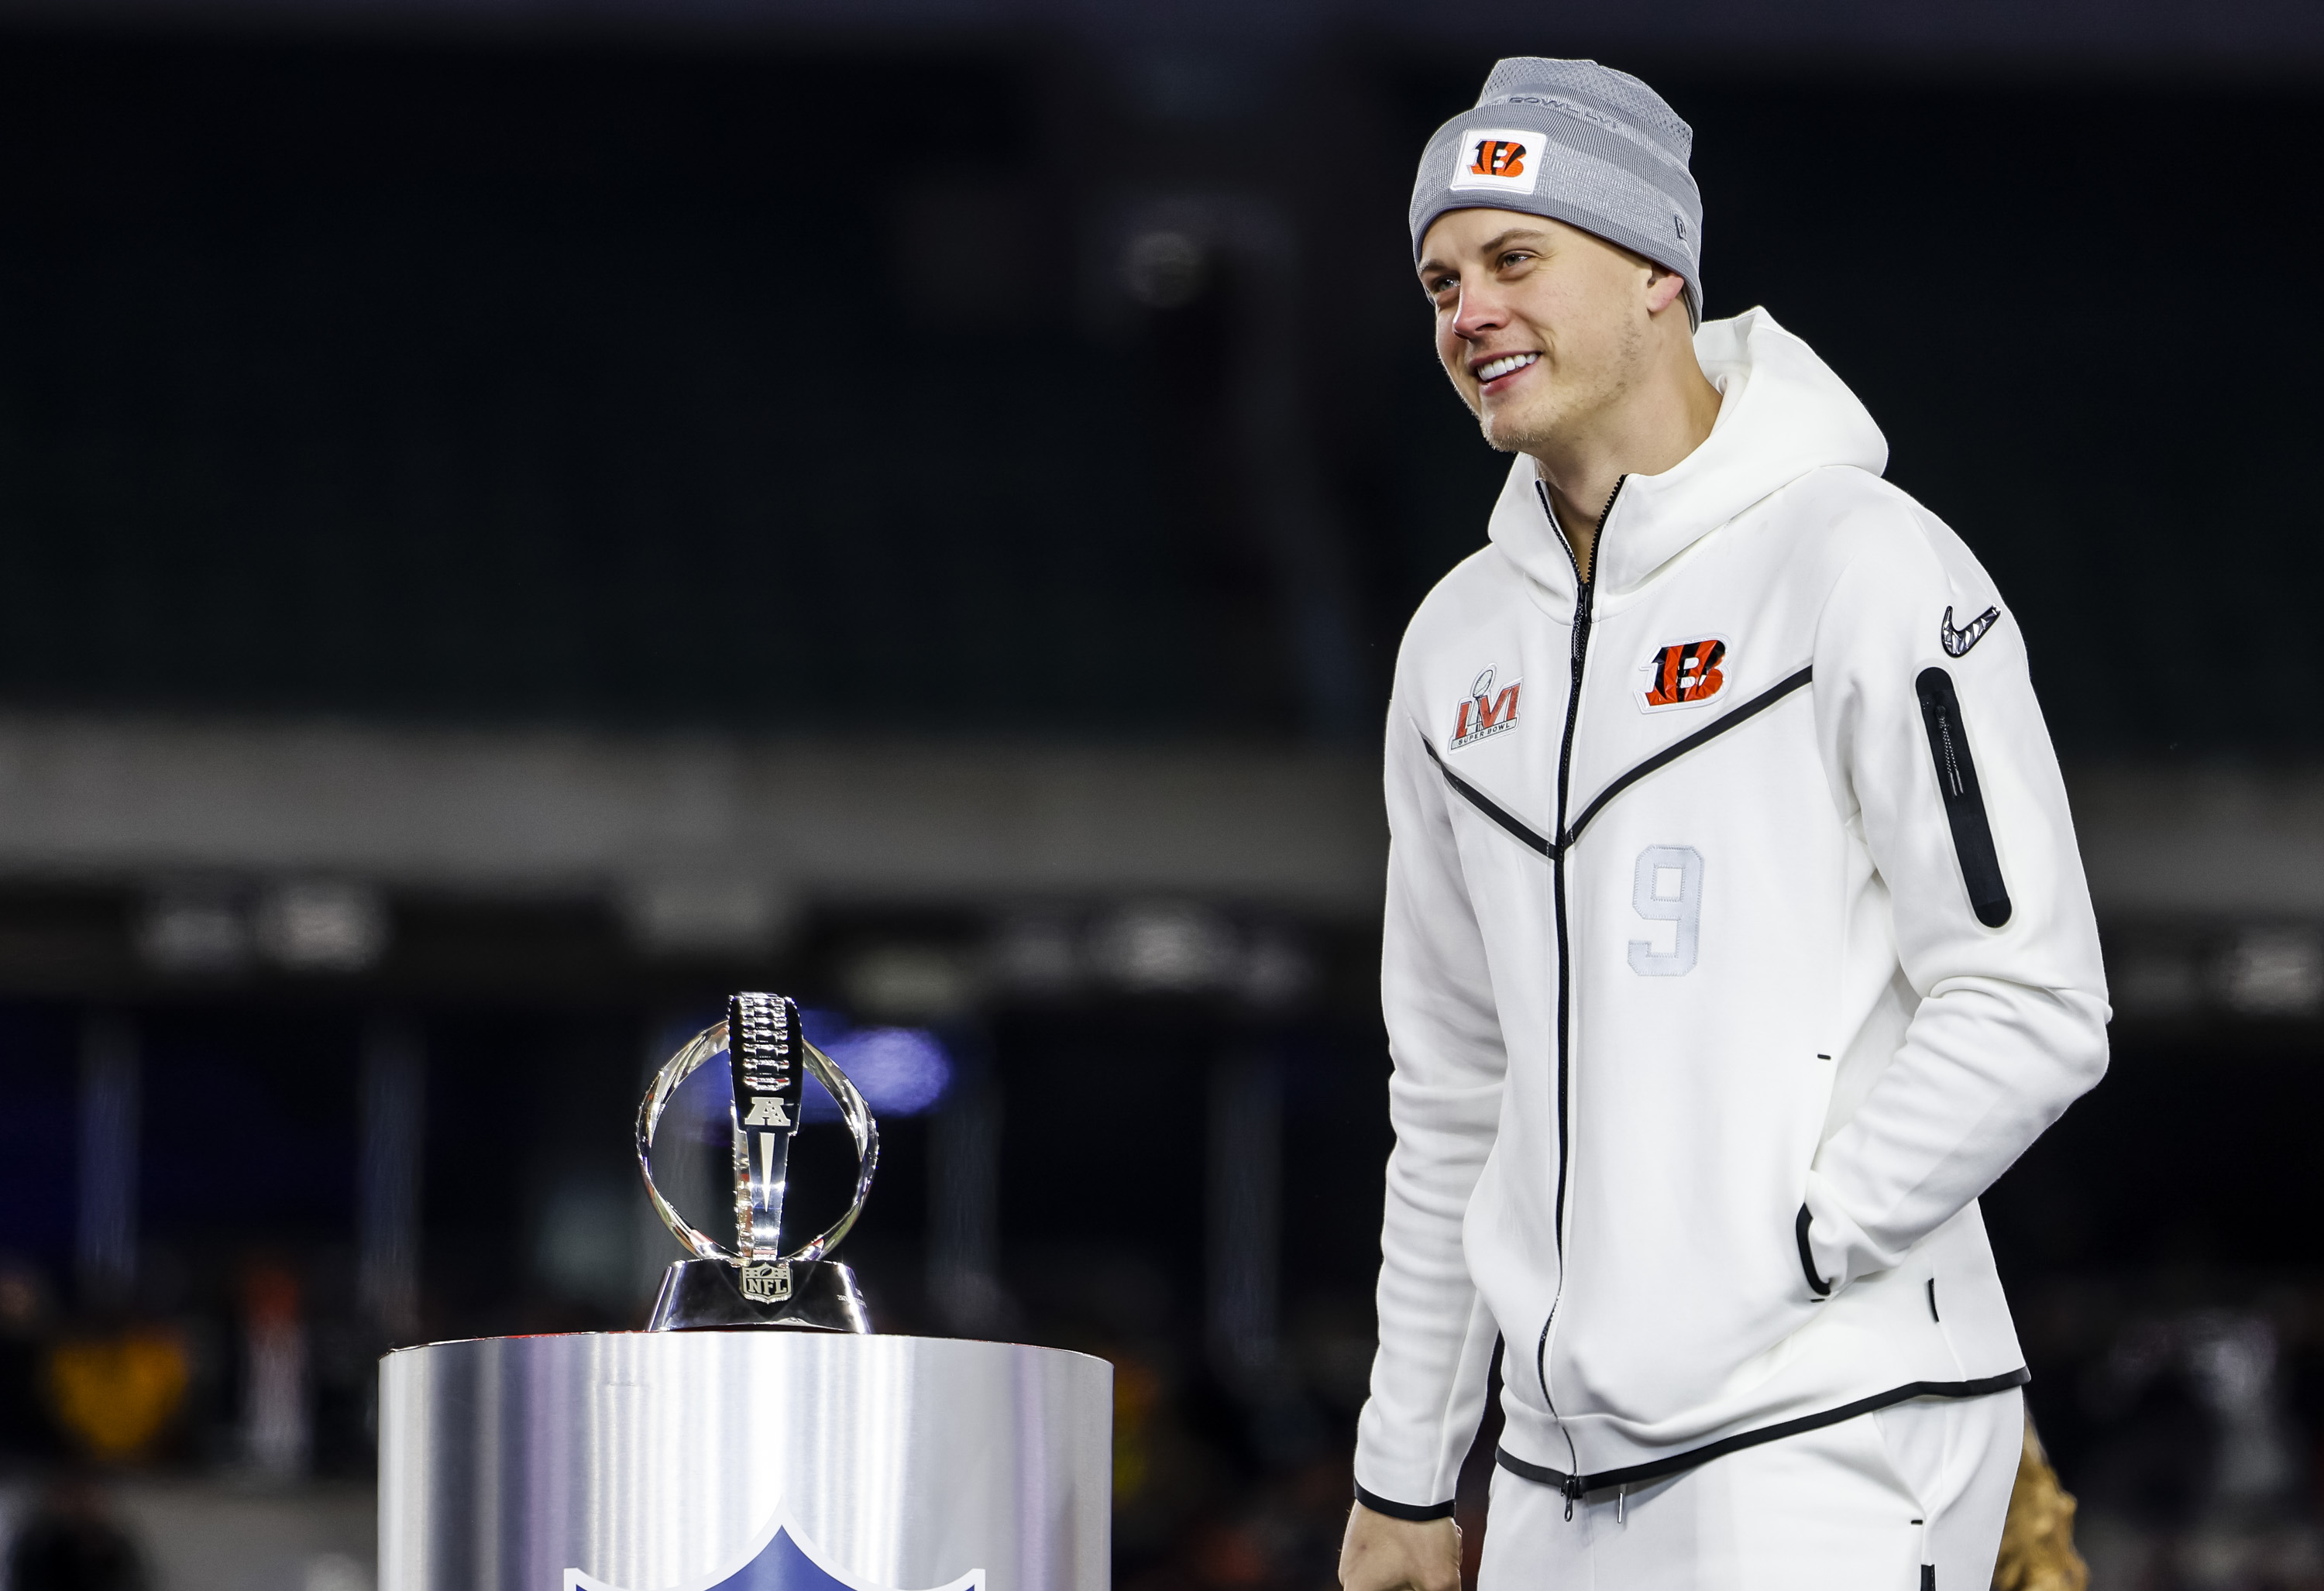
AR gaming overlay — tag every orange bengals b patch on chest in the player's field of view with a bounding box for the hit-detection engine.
[1638,637,1729,713]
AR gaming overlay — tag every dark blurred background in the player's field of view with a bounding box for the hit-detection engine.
[0,2,2315,1587]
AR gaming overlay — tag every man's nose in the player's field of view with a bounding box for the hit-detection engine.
[1450,285,1506,342]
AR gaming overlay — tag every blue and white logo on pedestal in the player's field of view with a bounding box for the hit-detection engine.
[566,1513,983,1591]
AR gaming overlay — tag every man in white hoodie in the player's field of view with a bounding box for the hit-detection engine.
[1337,58,2109,1591]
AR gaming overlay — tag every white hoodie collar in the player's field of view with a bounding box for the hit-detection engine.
[1485,307,1889,603]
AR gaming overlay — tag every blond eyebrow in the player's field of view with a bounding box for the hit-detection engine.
[1417,226,1554,280]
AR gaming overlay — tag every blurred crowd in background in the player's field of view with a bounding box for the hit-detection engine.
[0,2,2316,1589]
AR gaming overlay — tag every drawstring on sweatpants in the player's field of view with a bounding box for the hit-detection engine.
[1560,1478,1629,1523]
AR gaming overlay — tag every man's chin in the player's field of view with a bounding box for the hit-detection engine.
[1478,407,1552,456]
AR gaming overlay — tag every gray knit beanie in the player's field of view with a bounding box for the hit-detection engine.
[1409,58,1703,328]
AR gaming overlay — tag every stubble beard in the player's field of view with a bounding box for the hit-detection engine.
[1470,314,1648,461]
[1477,393,1566,458]
[1468,356,1586,459]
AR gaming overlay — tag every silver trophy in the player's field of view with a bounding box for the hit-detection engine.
[636,991,878,1332]
[385,989,1112,1591]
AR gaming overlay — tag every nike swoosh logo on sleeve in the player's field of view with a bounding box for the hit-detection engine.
[1940,605,1999,658]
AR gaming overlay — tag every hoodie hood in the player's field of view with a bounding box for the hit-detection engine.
[1487,307,1889,603]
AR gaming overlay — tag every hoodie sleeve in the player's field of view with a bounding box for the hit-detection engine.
[1352,686,1508,1517]
[1802,511,2109,1294]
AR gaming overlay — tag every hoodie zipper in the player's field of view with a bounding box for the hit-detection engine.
[1532,472,1624,1519]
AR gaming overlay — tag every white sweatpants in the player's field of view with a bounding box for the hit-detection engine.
[1477,1390,2023,1591]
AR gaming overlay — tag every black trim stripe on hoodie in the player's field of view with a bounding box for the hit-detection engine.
[1419,665,1815,861]
[1418,738,1552,855]
[1565,665,1814,844]
[1351,1483,1456,1523]
[1493,1367,2030,1503]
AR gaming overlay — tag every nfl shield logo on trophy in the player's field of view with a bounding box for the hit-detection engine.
[742,1261,792,1304]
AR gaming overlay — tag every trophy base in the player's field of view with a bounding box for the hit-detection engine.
[645,1257,871,1333]
[383,1332,1113,1591]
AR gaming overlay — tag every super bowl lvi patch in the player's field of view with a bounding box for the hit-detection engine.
[1449,666,1522,751]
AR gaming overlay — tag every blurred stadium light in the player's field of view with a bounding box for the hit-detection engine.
[797,1009,953,1120]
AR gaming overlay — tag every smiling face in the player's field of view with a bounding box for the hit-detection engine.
[1418,208,1684,460]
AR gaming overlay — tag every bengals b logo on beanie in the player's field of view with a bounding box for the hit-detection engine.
[1409,58,1705,329]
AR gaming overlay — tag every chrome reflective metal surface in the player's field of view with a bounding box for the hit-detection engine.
[638,994,882,1333]
[636,1003,878,1273]
[380,1332,1112,1591]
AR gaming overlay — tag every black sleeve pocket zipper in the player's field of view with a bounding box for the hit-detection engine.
[1914,667,2011,928]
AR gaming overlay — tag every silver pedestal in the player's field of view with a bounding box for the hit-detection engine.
[380,1332,1113,1591]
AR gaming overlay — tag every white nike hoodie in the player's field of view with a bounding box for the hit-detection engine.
[1353,308,2109,1517]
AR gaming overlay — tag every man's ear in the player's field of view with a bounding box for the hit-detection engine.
[1644,267,1689,317]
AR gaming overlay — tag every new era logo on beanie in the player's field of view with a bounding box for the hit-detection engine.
[1409,57,1704,328]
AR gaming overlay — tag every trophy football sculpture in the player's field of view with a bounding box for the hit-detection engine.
[636,991,878,1332]
[376,991,1112,1591]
